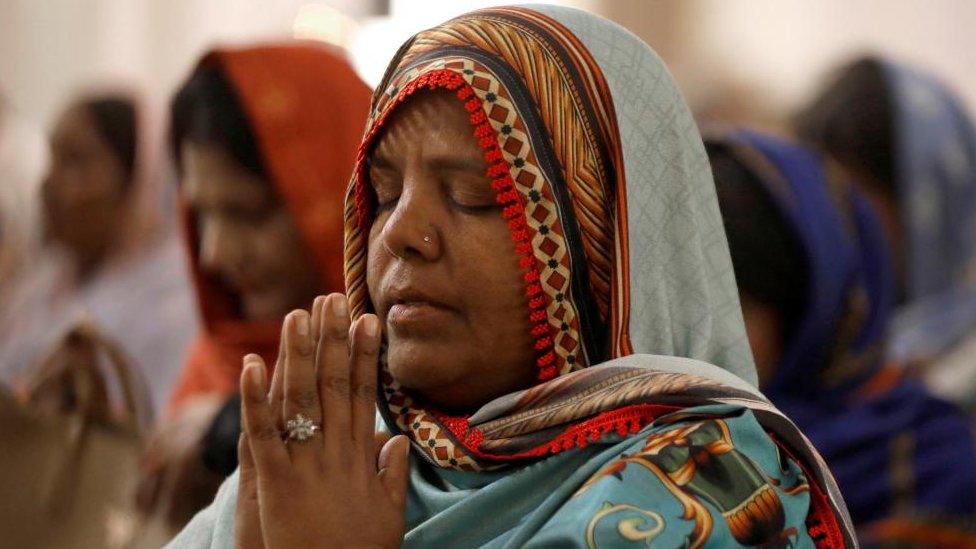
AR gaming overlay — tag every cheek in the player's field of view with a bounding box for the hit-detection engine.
[740,300,783,386]
[365,219,390,312]
[252,214,308,274]
[454,220,532,339]
[65,173,121,214]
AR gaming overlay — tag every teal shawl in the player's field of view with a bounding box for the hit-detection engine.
[169,5,854,547]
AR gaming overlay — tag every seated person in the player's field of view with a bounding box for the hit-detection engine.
[140,43,371,531]
[708,129,976,536]
[0,93,197,414]
[795,58,976,409]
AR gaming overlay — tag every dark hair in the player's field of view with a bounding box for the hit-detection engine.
[794,58,895,198]
[169,63,265,177]
[77,96,138,183]
[707,142,809,341]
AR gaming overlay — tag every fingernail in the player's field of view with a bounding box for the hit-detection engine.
[245,355,265,393]
[365,315,380,338]
[331,293,349,318]
[296,313,309,337]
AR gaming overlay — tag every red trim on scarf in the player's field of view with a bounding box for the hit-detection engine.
[431,403,678,461]
[352,69,557,381]
[770,433,849,548]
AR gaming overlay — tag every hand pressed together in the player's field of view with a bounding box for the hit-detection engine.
[234,293,410,549]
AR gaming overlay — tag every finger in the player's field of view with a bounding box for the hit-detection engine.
[317,293,352,457]
[350,314,381,461]
[377,435,411,511]
[240,354,288,474]
[310,295,327,347]
[268,320,288,431]
[238,433,256,488]
[373,432,392,463]
[234,434,265,549]
[281,310,323,464]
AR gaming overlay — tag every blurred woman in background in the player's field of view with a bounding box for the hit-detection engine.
[165,44,370,411]
[137,43,371,534]
[0,92,197,414]
[796,58,976,411]
[708,129,976,539]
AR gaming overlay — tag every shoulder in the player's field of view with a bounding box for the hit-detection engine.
[532,407,815,548]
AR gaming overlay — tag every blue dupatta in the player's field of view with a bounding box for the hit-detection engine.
[712,130,976,529]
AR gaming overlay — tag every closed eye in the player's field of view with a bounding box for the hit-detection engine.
[368,166,402,213]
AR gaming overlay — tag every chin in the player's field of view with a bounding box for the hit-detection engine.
[386,340,464,394]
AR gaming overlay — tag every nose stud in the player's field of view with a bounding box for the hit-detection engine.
[423,235,431,243]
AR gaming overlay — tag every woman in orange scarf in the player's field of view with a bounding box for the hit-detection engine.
[168,44,371,410]
[139,43,370,533]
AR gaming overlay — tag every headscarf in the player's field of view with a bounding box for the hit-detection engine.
[167,44,371,409]
[166,8,854,548]
[797,58,976,374]
[341,5,853,545]
[883,61,976,386]
[709,129,976,528]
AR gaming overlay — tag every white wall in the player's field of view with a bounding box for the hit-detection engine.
[1,0,974,133]
[0,0,309,128]
[689,0,976,117]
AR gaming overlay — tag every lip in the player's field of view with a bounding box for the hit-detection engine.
[383,287,457,328]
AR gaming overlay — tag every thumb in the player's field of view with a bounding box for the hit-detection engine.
[377,434,411,508]
[373,431,392,462]
[234,434,264,549]
[238,433,259,486]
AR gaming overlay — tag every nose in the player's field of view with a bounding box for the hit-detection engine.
[40,169,58,205]
[198,216,240,277]
[379,183,442,263]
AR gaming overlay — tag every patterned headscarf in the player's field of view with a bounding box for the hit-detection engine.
[343,5,757,472]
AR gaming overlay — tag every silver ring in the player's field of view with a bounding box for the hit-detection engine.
[284,413,320,442]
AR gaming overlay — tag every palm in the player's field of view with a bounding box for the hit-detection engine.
[234,294,409,549]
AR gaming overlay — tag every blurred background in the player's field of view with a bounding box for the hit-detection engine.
[3,1,976,547]
[3,0,975,131]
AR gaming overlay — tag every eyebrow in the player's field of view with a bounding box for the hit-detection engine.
[369,152,486,176]
[428,156,486,175]
[187,179,274,212]
[368,154,397,172]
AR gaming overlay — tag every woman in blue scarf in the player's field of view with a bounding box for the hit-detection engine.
[169,6,854,547]
[796,58,976,410]
[707,129,976,540]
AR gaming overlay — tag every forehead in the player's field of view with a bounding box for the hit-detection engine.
[52,107,99,146]
[182,141,273,206]
[371,90,476,161]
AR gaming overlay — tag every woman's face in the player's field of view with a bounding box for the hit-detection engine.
[42,105,129,269]
[182,142,321,321]
[738,294,783,388]
[366,90,537,413]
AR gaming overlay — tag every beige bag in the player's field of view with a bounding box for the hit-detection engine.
[0,323,153,549]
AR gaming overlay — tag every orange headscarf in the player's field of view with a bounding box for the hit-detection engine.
[167,43,371,411]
